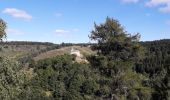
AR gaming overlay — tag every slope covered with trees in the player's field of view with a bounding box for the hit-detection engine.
[0,18,170,100]
[136,40,170,100]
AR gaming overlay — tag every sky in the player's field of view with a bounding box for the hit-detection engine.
[0,0,170,43]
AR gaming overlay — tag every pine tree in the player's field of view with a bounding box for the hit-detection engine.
[0,18,7,41]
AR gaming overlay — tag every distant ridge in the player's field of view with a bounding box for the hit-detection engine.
[0,41,55,45]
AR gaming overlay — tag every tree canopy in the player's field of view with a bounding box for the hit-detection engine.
[89,17,142,61]
[88,17,152,100]
[0,17,169,100]
[0,18,7,40]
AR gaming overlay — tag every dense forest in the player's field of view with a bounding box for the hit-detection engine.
[0,18,170,100]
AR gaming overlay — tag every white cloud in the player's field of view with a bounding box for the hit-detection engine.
[145,13,152,16]
[146,0,170,13]
[72,28,79,32]
[121,0,139,3]
[55,29,70,37]
[120,0,170,13]
[7,28,26,35]
[146,0,170,7]
[55,29,79,37]
[166,20,170,25]
[2,8,32,20]
[159,4,170,13]
[55,29,70,34]
[55,13,63,17]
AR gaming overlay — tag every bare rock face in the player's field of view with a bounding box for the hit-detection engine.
[70,47,81,57]
[70,47,88,63]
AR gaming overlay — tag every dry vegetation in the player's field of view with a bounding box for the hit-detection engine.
[0,45,52,58]
[33,46,95,61]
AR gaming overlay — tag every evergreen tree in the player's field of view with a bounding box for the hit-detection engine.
[0,18,7,40]
[89,17,152,100]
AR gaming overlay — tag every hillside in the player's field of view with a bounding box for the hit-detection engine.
[33,46,95,61]
[0,41,58,59]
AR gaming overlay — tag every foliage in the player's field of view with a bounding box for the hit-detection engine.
[0,17,169,100]
[0,57,25,100]
[27,55,99,99]
[88,17,152,100]
[0,18,7,40]
[135,39,170,100]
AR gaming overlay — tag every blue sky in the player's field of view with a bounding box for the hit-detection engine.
[0,0,170,43]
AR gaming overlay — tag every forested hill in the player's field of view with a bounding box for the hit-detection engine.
[0,41,55,45]
[134,39,170,100]
[0,41,93,46]
[1,17,170,99]
[141,39,170,48]
[2,39,170,47]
